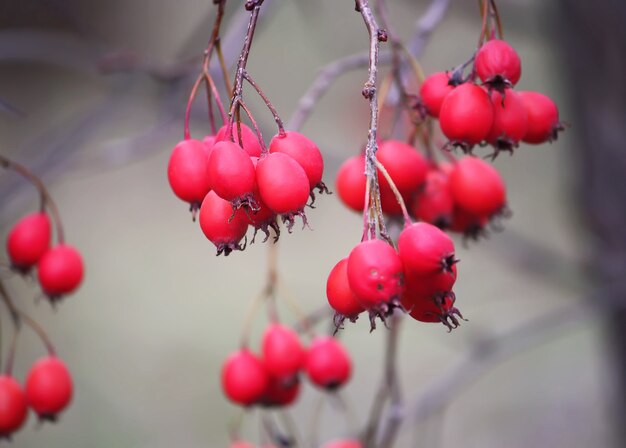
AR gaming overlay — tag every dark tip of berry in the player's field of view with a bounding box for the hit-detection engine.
[250,218,280,244]
[486,138,518,160]
[38,412,59,424]
[445,140,475,155]
[442,254,458,273]
[281,210,310,233]
[482,75,512,94]
[366,296,404,332]
[189,202,200,222]
[230,193,259,217]
[434,216,451,230]
[216,236,247,256]
[549,121,567,143]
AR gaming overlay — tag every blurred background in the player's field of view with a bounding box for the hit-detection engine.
[0,0,623,447]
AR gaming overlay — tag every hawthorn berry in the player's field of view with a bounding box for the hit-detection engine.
[207,141,257,209]
[376,140,429,196]
[419,71,456,118]
[167,139,212,212]
[0,376,28,438]
[230,441,256,448]
[269,131,325,191]
[37,244,84,300]
[326,258,365,324]
[6,212,51,272]
[215,123,262,157]
[486,89,528,154]
[449,207,489,240]
[199,191,249,256]
[398,222,456,277]
[261,324,304,379]
[518,91,563,144]
[475,39,521,88]
[25,356,73,421]
[439,83,494,150]
[336,156,366,213]
[448,157,506,217]
[404,263,457,300]
[410,169,454,229]
[403,293,464,331]
[347,239,404,325]
[305,336,351,390]
[256,153,310,230]
[261,375,301,408]
[221,349,268,406]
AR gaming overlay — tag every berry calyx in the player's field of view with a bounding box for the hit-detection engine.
[221,349,268,406]
[25,356,73,421]
[0,376,28,438]
[475,39,521,89]
[6,212,51,272]
[199,191,249,256]
[37,244,84,300]
[304,337,351,390]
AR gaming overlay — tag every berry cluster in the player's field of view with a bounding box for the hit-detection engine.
[422,39,564,156]
[328,222,462,331]
[0,156,79,440]
[7,212,83,301]
[222,324,351,408]
[0,357,73,438]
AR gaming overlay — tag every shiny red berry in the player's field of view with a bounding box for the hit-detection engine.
[215,123,262,157]
[486,90,528,153]
[305,337,351,390]
[410,169,454,228]
[439,83,494,148]
[336,156,366,213]
[221,349,268,406]
[37,244,84,299]
[199,191,249,256]
[261,324,304,379]
[404,263,457,299]
[419,72,455,118]
[261,375,300,408]
[167,139,212,209]
[475,39,521,87]
[207,141,257,207]
[518,91,562,144]
[326,258,365,321]
[347,239,404,310]
[6,212,51,272]
[256,153,310,228]
[0,376,28,438]
[398,222,456,277]
[403,293,463,331]
[377,140,429,196]
[448,157,506,217]
[25,356,73,421]
[269,131,324,190]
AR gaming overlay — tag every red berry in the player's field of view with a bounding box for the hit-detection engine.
[261,324,304,379]
[37,244,84,299]
[25,356,73,420]
[439,83,494,148]
[6,212,51,271]
[403,293,463,331]
[261,375,300,408]
[167,139,212,208]
[347,239,404,310]
[305,337,351,390]
[207,141,257,207]
[410,169,454,228]
[398,222,456,277]
[215,123,262,157]
[448,157,506,216]
[336,156,366,213]
[199,191,249,256]
[326,258,365,320]
[486,90,528,152]
[256,153,310,219]
[377,140,429,196]
[475,39,521,87]
[269,131,324,189]
[221,349,268,406]
[449,207,489,239]
[518,91,562,144]
[419,72,455,118]
[230,441,256,448]
[321,439,363,448]
[405,263,457,299]
[0,376,28,437]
